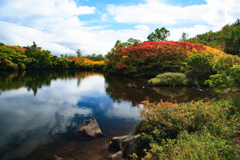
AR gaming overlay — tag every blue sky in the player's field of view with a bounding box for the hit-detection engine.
[0,0,239,56]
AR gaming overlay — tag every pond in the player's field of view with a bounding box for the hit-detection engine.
[0,70,209,160]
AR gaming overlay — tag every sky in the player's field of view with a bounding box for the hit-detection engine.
[0,0,239,56]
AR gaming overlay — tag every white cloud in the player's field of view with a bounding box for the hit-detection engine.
[0,21,76,54]
[135,24,150,31]
[0,0,239,56]
[108,0,240,28]
[105,102,141,120]
[101,13,109,21]
[168,25,211,41]
[0,20,150,55]
[0,0,95,18]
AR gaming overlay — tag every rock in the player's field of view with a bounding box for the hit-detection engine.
[76,118,102,137]
[127,83,137,88]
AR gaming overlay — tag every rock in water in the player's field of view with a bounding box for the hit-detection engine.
[77,118,102,137]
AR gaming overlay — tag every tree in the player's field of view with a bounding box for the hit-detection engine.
[115,39,121,44]
[76,49,82,58]
[123,38,142,46]
[185,53,214,83]
[96,54,104,60]
[92,53,96,59]
[179,32,189,42]
[147,27,170,41]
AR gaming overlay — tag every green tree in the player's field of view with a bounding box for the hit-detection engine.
[123,38,142,46]
[76,49,82,58]
[95,54,104,61]
[179,32,189,42]
[92,53,96,59]
[147,27,170,41]
[185,53,214,83]
[115,39,121,44]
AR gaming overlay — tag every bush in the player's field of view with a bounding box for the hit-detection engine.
[137,130,239,160]
[133,98,239,159]
[213,54,240,73]
[205,54,240,94]
[104,41,225,76]
[149,72,193,86]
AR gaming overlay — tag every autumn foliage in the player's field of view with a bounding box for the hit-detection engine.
[71,56,104,69]
[104,41,225,76]
[0,42,105,70]
[133,98,239,159]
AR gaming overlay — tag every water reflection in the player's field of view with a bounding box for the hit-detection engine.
[0,70,207,160]
[0,71,141,160]
[104,74,208,105]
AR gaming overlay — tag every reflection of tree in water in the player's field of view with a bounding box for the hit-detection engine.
[153,87,187,97]
[104,74,206,104]
[152,87,189,103]
[0,70,103,96]
[104,74,167,106]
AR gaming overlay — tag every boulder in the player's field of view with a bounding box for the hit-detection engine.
[76,118,102,137]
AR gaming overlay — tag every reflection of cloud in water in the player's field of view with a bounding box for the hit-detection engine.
[0,76,106,160]
[105,102,141,121]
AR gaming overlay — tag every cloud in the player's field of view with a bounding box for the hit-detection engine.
[0,20,150,55]
[101,13,109,21]
[168,24,211,41]
[108,0,240,28]
[0,0,239,56]
[0,0,150,56]
[0,21,76,54]
[135,24,150,31]
[105,102,141,120]
[0,0,95,18]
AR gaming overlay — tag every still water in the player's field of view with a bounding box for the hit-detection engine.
[0,70,207,160]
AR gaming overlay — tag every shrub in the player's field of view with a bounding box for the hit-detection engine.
[133,98,239,159]
[136,130,239,160]
[205,54,240,94]
[104,41,225,76]
[149,72,193,86]
[213,54,240,73]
